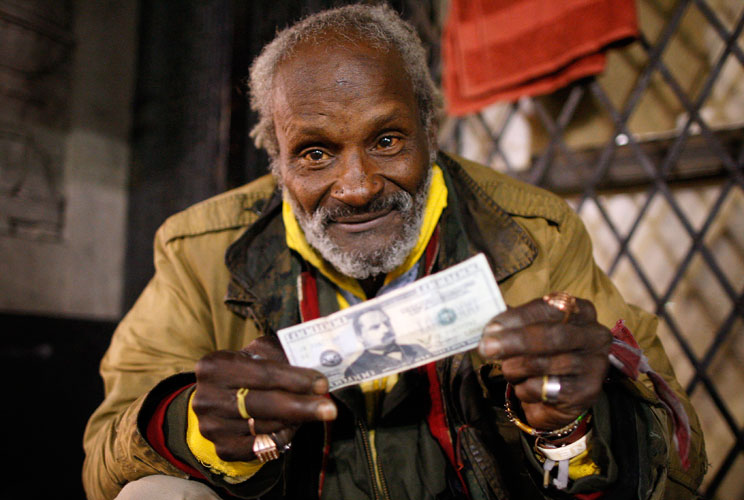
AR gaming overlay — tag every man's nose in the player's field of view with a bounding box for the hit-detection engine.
[331,152,384,207]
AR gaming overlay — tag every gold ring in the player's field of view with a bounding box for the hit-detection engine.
[253,434,279,463]
[541,375,561,404]
[236,388,251,420]
[248,417,256,436]
[543,291,579,324]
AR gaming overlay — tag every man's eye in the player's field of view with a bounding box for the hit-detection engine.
[303,149,327,162]
[377,136,399,149]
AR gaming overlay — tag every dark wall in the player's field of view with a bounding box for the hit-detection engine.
[1,314,114,499]
[124,0,236,311]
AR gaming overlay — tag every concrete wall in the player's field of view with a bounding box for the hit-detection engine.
[0,0,137,320]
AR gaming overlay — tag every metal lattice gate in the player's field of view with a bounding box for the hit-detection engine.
[404,0,744,497]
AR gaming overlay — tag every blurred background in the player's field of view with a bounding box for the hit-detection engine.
[0,0,741,498]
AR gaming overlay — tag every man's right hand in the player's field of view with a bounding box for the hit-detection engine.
[192,336,337,463]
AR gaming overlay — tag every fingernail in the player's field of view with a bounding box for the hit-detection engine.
[478,339,502,358]
[485,322,504,334]
[318,401,337,421]
[312,376,329,394]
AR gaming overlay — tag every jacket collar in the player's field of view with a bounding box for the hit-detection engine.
[436,153,537,282]
[223,154,537,334]
[224,190,302,334]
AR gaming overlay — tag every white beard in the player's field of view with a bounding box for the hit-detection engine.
[285,169,432,280]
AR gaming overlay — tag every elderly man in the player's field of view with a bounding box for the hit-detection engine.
[83,4,705,500]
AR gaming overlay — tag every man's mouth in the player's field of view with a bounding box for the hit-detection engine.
[318,191,413,234]
[329,206,396,232]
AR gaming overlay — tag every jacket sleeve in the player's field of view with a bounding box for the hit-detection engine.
[543,205,707,497]
[82,225,233,500]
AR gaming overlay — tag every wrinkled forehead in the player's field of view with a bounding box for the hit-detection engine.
[271,34,414,113]
[278,28,394,73]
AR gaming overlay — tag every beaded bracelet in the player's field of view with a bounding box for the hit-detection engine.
[504,382,590,439]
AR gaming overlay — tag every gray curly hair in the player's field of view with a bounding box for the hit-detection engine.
[248,3,443,159]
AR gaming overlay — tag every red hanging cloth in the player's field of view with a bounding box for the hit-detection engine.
[443,0,639,115]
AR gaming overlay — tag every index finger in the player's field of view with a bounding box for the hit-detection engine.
[196,351,329,395]
[478,296,602,360]
[241,358,330,394]
[484,296,597,332]
[479,321,605,359]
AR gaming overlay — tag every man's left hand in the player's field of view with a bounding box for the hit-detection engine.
[478,296,611,431]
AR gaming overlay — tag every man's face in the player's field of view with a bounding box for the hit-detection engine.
[357,310,395,349]
[272,36,431,279]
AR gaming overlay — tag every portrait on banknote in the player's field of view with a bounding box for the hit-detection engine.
[344,307,431,379]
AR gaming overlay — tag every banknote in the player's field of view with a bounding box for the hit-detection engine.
[277,253,506,391]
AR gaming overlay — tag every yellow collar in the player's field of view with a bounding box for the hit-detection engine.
[283,164,448,300]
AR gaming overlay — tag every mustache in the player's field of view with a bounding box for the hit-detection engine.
[314,191,413,225]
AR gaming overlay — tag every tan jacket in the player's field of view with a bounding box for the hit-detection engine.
[83,155,706,499]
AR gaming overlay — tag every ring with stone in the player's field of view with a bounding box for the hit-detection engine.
[543,291,579,324]
[541,375,561,404]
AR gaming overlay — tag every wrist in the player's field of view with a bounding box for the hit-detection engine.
[536,429,593,462]
[537,412,592,446]
[504,382,591,439]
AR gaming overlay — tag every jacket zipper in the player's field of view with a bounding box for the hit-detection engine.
[357,419,391,500]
